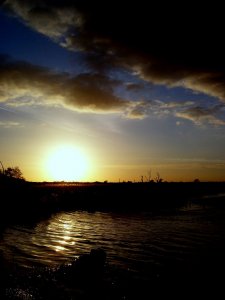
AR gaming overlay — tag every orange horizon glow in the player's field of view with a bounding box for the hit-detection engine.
[23,161,225,183]
[2,142,224,183]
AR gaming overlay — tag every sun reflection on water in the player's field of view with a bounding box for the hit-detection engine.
[2,210,125,267]
[33,211,102,261]
[42,214,79,254]
[2,208,225,272]
[54,245,66,252]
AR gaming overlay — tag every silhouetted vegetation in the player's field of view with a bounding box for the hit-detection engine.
[155,172,163,183]
[0,162,25,183]
[1,161,225,227]
[1,177,225,227]
[4,167,24,180]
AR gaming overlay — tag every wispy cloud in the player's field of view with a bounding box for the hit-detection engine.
[142,100,225,126]
[176,105,225,126]
[125,101,150,119]
[0,121,23,128]
[143,100,194,118]
[125,82,144,92]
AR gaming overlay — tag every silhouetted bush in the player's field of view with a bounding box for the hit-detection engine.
[4,166,24,180]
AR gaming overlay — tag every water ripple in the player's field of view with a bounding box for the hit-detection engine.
[1,206,225,275]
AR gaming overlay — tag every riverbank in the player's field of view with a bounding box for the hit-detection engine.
[1,181,225,226]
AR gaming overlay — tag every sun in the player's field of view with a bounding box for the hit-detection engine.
[46,145,89,181]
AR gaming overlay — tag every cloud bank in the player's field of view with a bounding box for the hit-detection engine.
[1,56,224,124]
[0,56,145,118]
[1,0,225,103]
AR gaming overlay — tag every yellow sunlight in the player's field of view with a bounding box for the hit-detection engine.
[46,145,89,181]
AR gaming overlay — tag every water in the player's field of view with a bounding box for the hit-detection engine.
[1,203,225,298]
[1,204,225,271]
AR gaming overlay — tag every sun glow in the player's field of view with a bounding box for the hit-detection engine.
[46,145,89,181]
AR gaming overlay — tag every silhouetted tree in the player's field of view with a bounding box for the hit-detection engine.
[0,161,5,175]
[155,172,163,183]
[193,178,200,183]
[5,166,24,180]
[145,169,152,182]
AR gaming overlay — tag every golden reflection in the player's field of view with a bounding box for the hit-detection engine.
[47,220,74,252]
[54,245,66,252]
[31,211,97,261]
[31,214,77,255]
[63,236,71,240]
[63,223,73,230]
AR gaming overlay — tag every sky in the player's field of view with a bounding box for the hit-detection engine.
[0,0,225,182]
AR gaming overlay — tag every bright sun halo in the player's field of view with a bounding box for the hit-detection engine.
[46,145,88,181]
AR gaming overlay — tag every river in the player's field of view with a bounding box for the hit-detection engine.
[1,202,225,299]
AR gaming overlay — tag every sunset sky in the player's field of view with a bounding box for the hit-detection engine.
[0,1,225,182]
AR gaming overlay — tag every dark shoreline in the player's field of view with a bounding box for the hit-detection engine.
[1,181,225,226]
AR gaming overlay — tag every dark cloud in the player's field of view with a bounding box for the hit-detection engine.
[0,57,146,117]
[1,1,225,105]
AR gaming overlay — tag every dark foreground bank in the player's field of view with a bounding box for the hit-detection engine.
[1,245,225,300]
